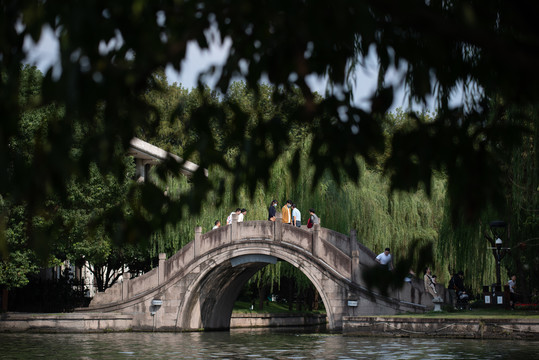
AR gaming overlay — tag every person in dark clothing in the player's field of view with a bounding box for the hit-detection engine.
[454,270,469,308]
[268,199,277,221]
[448,273,458,308]
[454,271,465,293]
[507,274,517,309]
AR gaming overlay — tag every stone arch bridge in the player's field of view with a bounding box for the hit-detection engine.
[84,216,435,331]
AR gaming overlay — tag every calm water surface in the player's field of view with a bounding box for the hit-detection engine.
[1,329,538,359]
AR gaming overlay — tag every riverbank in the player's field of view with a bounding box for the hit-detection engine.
[343,316,539,339]
[0,312,327,333]
[231,313,326,328]
[0,312,133,333]
[2,309,539,339]
[343,307,539,339]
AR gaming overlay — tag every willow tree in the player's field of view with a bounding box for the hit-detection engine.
[2,1,535,260]
[144,83,447,303]
[435,103,539,297]
[501,107,538,302]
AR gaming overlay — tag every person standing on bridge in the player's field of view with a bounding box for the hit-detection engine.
[268,200,278,221]
[291,203,301,227]
[238,208,247,222]
[227,208,241,224]
[308,208,320,228]
[282,200,292,224]
[212,220,221,230]
[375,248,392,270]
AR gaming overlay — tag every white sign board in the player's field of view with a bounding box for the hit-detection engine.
[497,296,503,304]
[347,300,358,307]
[485,296,491,304]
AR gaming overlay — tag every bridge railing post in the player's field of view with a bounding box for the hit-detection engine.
[230,213,239,242]
[158,253,167,285]
[351,250,360,285]
[312,224,320,257]
[274,212,282,242]
[349,230,357,257]
[350,230,360,284]
[194,226,202,257]
[122,272,130,300]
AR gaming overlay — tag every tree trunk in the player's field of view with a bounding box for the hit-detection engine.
[306,288,313,311]
[1,288,8,312]
[258,284,266,311]
[92,266,105,292]
[288,280,294,311]
[515,252,530,303]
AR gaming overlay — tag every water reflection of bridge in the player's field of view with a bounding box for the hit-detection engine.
[84,214,432,331]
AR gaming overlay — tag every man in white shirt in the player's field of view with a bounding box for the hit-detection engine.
[291,204,301,227]
[375,248,392,270]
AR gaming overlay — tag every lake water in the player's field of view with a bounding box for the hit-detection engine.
[1,328,538,359]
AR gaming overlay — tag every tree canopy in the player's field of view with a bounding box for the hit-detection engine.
[1,1,537,252]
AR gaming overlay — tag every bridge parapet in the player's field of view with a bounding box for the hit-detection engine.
[236,220,275,242]
[320,228,353,256]
[351,235,380,287]
[316,235,353,279]
[129,267,158,296]
[166,241,194,282]
[90,281,122,306]
[280,224,313,252]
[197,225,230,256]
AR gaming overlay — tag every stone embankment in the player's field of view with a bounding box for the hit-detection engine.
[3,312,538,339]
[0,313,133,333]
[0,313,326,333]
[230,313,327,328]
[343,316,539,340]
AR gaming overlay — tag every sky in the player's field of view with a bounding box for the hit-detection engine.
[161,38,430,112]
[23,25,439,113]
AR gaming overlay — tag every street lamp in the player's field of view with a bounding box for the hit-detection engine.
[486,221,510,288]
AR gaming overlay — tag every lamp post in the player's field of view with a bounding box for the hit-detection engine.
[486,221,510,287]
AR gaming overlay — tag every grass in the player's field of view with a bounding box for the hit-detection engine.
[232,300,326,315]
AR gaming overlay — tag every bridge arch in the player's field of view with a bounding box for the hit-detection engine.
[84,218,432,331]
[175,240,346,330]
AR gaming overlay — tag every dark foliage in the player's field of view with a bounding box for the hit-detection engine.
[1,1,536,258]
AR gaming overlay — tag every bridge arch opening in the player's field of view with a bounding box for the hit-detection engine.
[234,259,326,321]
[178,249,332,331]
